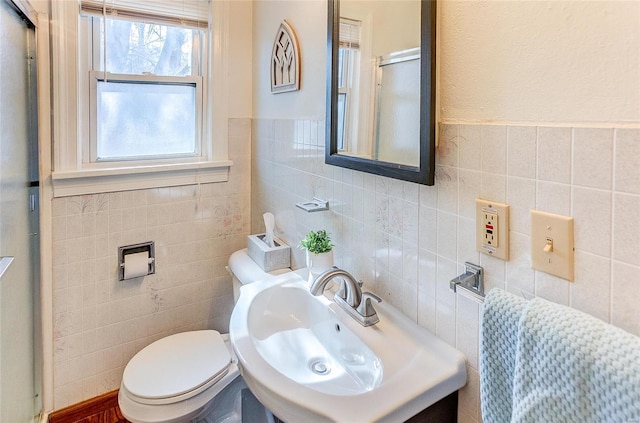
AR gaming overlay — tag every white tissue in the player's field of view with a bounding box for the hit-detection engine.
[124,251,149,279]
[263,212,275,248]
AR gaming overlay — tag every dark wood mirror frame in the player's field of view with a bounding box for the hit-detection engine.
[325,0,436,185]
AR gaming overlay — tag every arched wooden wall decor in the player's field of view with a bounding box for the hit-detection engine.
[271,20,300,94]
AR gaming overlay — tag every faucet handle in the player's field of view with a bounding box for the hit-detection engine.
[335,277,347,299]
[335,277,363,298]
[357,292,382,317]
[363,292,381,303]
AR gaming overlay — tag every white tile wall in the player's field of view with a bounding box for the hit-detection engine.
[49,118,639,414]
[537,126,572,184]
[615,129,640,194]
[50,119,252,409]
[252,119,640,423]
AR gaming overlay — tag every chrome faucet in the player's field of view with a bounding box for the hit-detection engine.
[310,266,362,306]
[310,266,381,326]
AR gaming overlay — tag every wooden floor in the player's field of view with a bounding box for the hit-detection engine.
[72,407,129,423]
[48,390,131,423]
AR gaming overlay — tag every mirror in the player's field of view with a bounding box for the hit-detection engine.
[326,0,436,185]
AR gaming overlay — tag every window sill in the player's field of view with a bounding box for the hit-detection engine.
[51,160,233,197]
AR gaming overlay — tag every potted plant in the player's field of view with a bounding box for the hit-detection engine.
[299,229,334,282]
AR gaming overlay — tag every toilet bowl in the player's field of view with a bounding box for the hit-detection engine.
[118,248,291,423]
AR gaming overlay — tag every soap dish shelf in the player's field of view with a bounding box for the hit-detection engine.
[296,197,329,213]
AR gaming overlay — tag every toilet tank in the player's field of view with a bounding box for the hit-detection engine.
[227,248,291,303]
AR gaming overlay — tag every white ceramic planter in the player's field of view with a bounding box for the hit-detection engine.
[306,250,334,283]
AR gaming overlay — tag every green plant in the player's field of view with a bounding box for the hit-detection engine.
[299,229,333,254]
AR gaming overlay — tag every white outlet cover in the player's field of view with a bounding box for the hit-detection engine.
[476,199,510,260]
[531,210,574,281]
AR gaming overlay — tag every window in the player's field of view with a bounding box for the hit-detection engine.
[337,18,361,153]
[93,75,199,160]
[87,16,203,161]
[51,0,231,197]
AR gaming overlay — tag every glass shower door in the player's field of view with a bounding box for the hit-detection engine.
[0,1,41,421]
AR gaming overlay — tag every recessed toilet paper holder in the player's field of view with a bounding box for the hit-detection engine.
[119,241,155,281]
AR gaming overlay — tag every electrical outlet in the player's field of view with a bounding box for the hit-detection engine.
[476,199,510,260]
[482,210,499,247]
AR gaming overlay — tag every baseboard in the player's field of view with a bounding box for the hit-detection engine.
[48,390,119,423]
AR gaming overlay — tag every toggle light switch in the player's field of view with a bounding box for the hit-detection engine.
[531,210,574,281]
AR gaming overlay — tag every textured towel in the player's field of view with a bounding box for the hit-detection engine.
[480,288,528,423]
[512,296,640,422]
[480,288,640,423]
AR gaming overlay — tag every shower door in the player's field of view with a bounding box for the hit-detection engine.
[0,0,42,421]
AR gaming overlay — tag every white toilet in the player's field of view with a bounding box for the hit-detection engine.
[118,248,291,423]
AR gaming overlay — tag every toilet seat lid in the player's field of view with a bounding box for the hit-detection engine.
[123,330,231,401]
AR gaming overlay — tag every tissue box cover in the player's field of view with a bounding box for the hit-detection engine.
[247,234,291,272]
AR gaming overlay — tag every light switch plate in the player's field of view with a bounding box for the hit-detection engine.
[531,210,574,281]
[476,199,509,260]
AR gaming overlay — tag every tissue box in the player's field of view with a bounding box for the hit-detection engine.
[247,234,291,272]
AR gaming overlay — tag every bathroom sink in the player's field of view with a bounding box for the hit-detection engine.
[244,276,382,396]
[229,270,467,422]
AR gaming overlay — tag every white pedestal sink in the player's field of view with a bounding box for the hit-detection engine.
[230,270,467,422]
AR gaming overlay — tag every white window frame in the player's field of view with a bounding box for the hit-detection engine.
[51,0,231,197]
[83,15,205,165]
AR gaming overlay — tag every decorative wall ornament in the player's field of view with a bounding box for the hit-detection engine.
[271,20,300,94]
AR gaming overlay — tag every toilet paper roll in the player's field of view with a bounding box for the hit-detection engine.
[124,251,149,279]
